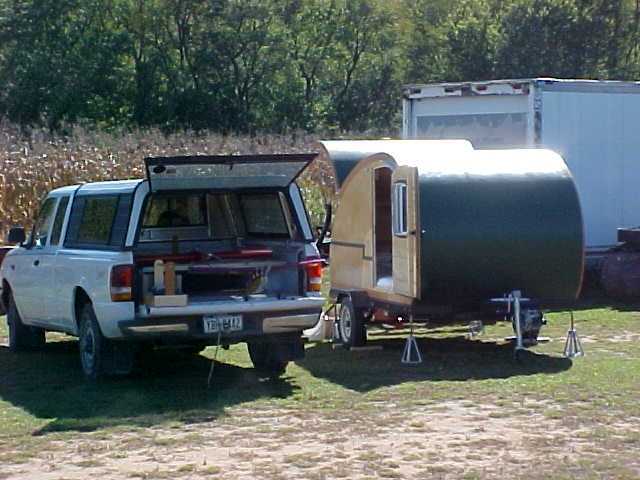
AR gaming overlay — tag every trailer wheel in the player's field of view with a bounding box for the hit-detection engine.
[7,292,45,351]
[512,307,544,346]
[337,296,366,349]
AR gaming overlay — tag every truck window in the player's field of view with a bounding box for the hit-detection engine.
[239,193,289,236]
[143,194,206,228]
[50,196,70,246]
[31,198,57,248]
[65,194,131,249]
[78,197,118,244]
[208,193,241,238]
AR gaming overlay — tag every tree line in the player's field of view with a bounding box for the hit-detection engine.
[1,0,639,134]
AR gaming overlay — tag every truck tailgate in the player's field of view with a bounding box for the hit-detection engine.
[137,295,324,318]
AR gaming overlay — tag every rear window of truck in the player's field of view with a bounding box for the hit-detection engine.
[239,193,289,236]
[138,191,292,241]
[142,195,206,228]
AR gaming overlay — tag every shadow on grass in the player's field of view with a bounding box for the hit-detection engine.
[298,335,572,392]
[563,284,640,312]
[570,297,640,312]
[0,340,295,435]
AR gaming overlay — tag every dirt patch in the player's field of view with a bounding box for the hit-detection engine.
[608,333,640,343]
[4,400,639,479]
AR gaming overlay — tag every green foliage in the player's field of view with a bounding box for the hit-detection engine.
[495,0,630,78]
[1,0,640,132]
[443,0,502,81]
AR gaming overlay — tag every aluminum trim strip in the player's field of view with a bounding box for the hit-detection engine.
[139,296,325,318]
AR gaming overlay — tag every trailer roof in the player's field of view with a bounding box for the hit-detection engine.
[403,78,640,99]
[318,139,473,191]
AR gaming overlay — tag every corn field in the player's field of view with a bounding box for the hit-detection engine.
[0,121,336,237]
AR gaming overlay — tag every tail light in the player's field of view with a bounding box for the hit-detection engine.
[305,257,324,293]
[111,265,133,301]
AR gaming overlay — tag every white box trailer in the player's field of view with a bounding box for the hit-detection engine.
[402,78,640,258]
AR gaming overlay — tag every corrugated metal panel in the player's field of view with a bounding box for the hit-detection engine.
[540,89,640,250]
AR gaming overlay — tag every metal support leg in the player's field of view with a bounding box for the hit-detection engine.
[325,303,340,342]
[491,290,530,361]
[510,290,524,352]
[509,290,527,362]
[207,329,223,387]
[564,311,584,358]
[401,315,423,364]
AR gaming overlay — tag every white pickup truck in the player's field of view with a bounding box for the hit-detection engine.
[0,154,325,378]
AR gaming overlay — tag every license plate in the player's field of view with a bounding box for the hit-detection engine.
[203,314,243,333]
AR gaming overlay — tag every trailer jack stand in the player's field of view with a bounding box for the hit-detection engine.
[491,290,529,362]
[401,316,423,364]
[564,312,584,358]
[510,290,525,359]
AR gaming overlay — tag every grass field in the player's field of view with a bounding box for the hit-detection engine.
[0,294,639,479]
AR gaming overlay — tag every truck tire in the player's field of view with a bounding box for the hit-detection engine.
[7,292,45,351]
[78,303,133,378]
[337,296,366,349]
[247,341,288,377]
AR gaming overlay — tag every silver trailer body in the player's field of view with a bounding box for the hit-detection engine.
[402,78,640,255]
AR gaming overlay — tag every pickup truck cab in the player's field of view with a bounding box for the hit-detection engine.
[1,154,325,378]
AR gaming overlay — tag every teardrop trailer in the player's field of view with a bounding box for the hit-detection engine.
[317,140,584,359]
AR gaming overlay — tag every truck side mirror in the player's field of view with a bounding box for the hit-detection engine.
[8,227,26,245]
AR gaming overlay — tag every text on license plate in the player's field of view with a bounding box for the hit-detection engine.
[203,314,243,333]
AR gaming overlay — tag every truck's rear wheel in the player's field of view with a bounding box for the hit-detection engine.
[78,303,133,378]
[337,296,366,349]
[247,341,288,377]
[7,292,45,351]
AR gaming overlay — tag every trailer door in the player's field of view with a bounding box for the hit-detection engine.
[391,166,420,298]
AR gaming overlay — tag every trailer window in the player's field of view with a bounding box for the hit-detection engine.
[392,181,408,236]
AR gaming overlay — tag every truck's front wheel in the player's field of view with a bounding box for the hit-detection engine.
[78,303,133,378]
[7,292,45,351]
